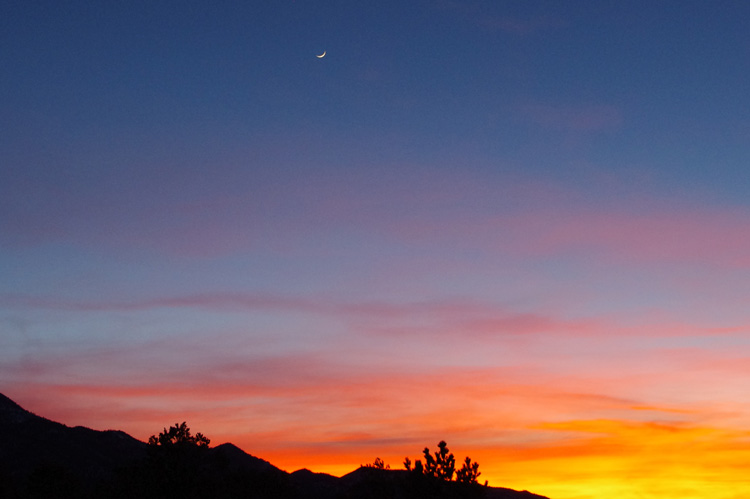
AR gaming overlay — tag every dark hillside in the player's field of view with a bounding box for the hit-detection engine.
[0,393,146,489]
[0,393,548,499]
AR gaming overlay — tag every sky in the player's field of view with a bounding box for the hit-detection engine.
[2,1,750,497]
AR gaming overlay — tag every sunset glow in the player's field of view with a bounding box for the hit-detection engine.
[3,2,750,498]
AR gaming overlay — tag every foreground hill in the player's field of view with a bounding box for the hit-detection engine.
[0,392,548,499]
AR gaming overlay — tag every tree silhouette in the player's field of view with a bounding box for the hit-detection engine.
[455,456,481,484]
[148,422,210,448]
[404,440,485,488]
[143,422,211,498]
[405,441,456,481]
[403,456,424,474]
[363,457,390,469]
[425,441,455,480]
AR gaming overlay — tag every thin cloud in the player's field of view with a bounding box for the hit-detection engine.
[503,208,750,266]
[384,203,750,269]
[4,290,748,342]
[0,292,320,313]
[518,103,623,131]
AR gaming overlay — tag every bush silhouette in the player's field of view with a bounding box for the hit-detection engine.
[405,441,483,485]
[455,456,481,484]
[148,422,210,448]
[404,441,457,480]
[142,422,212,498]
[364,457,390,469]
[424,440,455,480]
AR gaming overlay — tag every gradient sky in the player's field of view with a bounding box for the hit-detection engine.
[2,2,750,498]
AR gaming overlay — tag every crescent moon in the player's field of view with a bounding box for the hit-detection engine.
[316,51,326,58]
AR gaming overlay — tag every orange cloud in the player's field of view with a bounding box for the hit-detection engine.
[6,367,750,499]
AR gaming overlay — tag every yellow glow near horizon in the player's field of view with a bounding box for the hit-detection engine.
[15,379,750,499]
[252,418,750,499]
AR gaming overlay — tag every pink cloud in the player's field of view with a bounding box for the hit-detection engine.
[4,289,748,342]
[6,146,747,278]
[0,162,575,258]
[504,208,750,266]
[454,313,602,337]
[13,157,746,273]
[382,201,750,269]
[6,365,734,471]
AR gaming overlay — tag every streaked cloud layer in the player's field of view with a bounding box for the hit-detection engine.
[2,2,750,498]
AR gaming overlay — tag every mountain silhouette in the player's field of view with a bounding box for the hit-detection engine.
[0,393,549,499]
[0,392,146,489]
